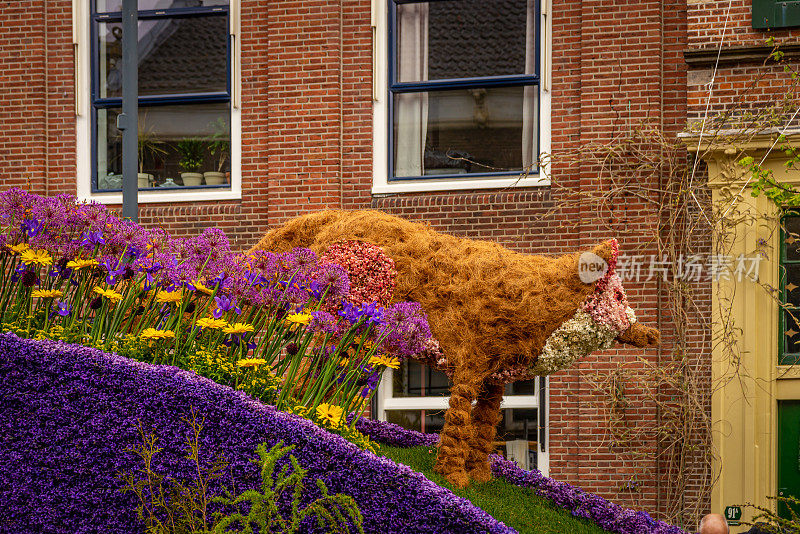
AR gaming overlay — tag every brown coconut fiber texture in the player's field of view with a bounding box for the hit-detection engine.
[251,210,611,378]
[250,210,655,487]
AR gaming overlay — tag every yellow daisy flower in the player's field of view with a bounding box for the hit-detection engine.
[316,403,344,428]
[155,290,183,304]
[196,317,228,330]
[286,312,313,326]
[193,280,215,295]
[31,289,63,299]
[368,354,402,370]
[66,258,99,270]
[237,358,268,369]
[223,322,255,335]
[140,328,175,340]
[92,286,123,302]
[6,243,29,255]
[20,249,53,267]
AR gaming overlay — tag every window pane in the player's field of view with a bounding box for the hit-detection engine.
[95,103,230,191]
[97,15,228,98]
[393,86,537,178]
[505,379,537,396]
[784,310,800,358]
[784,264,800,307]
[785,216,800,261]
[396,0,533,82]
[96,0,228,12]
[497,408,538,442]
[385,409,446,434]
[392,360,451,397]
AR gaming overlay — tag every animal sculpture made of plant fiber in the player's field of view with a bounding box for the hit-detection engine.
[250,210,660,488]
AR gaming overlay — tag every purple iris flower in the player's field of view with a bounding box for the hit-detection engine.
[222,334,256,349]
[244,270,266,288]
[54,301,71,317]
[9,263,26,283]
[99,258,126,286]
[338,301,384,326]
[337,301,360,324]
[126,245,145,260]
[306,280,324,299]
[80,229,105,248]
[211,272,229,289]
[20,218,43,238]
[360,371,380,398]
[138,262,162,291]
[213,295,240,319]
[359,302,384,326]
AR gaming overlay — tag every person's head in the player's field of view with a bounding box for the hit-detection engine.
[699,513,729,534]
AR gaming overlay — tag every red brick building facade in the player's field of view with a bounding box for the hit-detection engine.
[4,0,798,528]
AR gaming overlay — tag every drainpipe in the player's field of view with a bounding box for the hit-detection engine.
[120,0,138,221]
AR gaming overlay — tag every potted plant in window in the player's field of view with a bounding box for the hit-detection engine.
[204,118,229,185]
[176,138,205,186]
[137,127,167,189]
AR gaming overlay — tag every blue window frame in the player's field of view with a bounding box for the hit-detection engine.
[90,1,231,192]
[388,0,540,181]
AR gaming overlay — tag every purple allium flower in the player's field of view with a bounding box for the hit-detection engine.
[198,227,230,255]
[379,302,433,358]
[310,311,340,335]
[0,188,35,224]
[313,263,351,300]
[280,248,317,275]
[247,250,279,278]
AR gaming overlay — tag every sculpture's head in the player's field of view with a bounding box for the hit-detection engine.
[528,239,660,376]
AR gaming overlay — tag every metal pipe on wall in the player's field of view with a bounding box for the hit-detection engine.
[121,0,138,221]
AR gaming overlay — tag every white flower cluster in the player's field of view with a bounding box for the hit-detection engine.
[530,307,635,376]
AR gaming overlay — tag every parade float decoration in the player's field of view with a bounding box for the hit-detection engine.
[253,210,660,488]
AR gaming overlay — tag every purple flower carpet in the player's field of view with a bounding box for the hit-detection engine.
[0,333,687,534]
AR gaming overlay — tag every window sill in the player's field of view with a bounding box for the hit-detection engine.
[372,173,550,195]
[78,188,242,205]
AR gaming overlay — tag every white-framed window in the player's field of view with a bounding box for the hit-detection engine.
[376,360,549,474]
[73,0,242,204]
[372,0,551,194]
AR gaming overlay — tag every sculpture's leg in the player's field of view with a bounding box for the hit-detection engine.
[465,381,504,483]
[434,376,478,488]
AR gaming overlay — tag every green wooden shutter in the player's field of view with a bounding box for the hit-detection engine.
[753,0,800,30]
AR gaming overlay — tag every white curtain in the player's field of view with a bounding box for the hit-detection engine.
[394,3,429,177]
[522,0,538,170]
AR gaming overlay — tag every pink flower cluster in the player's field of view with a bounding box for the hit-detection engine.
[320,240,397,306]
[581,239,632,333]
[582,273,632,333]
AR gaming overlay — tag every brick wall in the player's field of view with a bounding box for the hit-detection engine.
[687,0,800,50]
[0,0,711,526]
[687,0,800,123]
